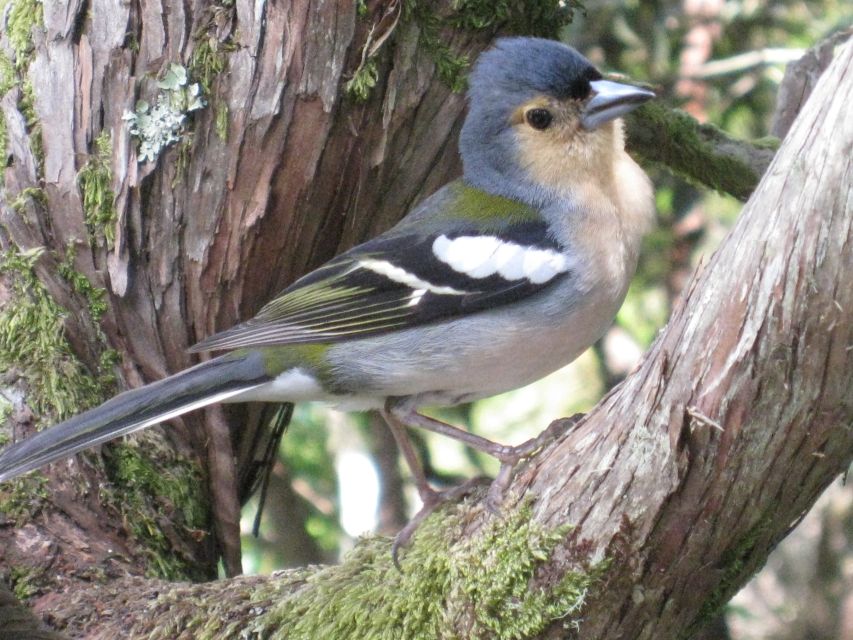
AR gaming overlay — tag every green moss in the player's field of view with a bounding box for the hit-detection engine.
[403,1,469,93]
[0,1,42,164]
[215,103,228,141]
[8,564,45,600]
[251,500,602,639]
[17,77,36,121]
[4,0,43,71]
[0,246,114,523]
[751,135,781,151]
[0,111,6,162]
[624,102,772,201]
[0,52,11,158]
[395,1,579,96]
[347,1,578,101]
[448,0,583,38]
[8,186,46,213]
[101,438,211,582]
[0,51,15,96]
[189,33,236,94]
[345,57,379,102]
[56,245,117,391]
[0,249,200,578]
[57,244,109,321]
[0,397,11,427]
[18,79,43,176]
[171,134,195,186]
[0,473,49,524]
[77,131,117,248]
[0,248,105,423]
[448,516,593,638]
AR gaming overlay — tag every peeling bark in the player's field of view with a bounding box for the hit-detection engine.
[519,37,853,639]
[1,0,493,592]
[1,1,851,638]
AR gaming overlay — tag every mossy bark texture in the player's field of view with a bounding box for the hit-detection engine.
[0,1,851,638]
[0,0,503,619]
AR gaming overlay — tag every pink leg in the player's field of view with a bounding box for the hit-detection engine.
[381,399,582,565]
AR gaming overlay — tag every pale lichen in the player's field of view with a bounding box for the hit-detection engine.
[123,64,206,163]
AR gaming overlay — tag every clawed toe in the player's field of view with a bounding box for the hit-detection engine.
[485,415,585,513]
[386,411,586,569]
[392,476,490,570]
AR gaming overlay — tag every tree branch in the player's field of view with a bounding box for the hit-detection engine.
[625,101,778,201]
[30,33,853,640]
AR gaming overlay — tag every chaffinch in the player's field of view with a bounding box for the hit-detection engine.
[0,37,655,551]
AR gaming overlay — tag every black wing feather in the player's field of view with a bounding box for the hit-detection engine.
[191,220,569,352]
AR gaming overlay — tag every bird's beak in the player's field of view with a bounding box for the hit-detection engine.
[581,80,655,130]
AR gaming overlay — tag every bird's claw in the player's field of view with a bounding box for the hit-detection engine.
[392,476,490,570]
[392,415,584,569]
[485,414,584,513]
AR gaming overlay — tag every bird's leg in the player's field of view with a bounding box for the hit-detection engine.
[379,404,436,505]
[380,402,490,568]
[387,403,582,512]
[482,417,582,511]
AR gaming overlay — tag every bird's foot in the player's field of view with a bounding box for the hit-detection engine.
[485,414,584,513]
[388,413,584,569]
[392,476,490,570]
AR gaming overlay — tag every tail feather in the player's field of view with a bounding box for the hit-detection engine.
[0,351,271,483]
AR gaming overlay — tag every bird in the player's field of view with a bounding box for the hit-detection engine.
[0,37,655,553]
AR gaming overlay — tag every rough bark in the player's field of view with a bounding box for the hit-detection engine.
[1,1,850,638]
[1,0,497,591]
[518,38,853,637]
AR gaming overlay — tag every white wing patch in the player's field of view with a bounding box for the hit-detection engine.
[358,258,467,296]
[432,235,568,284]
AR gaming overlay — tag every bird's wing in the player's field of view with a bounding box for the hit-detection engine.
[191,219,571,352]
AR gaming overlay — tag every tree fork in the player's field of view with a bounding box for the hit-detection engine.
[0,3,850,637]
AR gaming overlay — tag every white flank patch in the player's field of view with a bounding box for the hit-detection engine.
[432,234,567,284]
[358,258,466,295]
[232,368,324,403]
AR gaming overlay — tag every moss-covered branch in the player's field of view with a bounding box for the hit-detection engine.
[44,498,602,639]
[625,101,778,201]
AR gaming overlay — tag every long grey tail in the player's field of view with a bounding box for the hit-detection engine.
[0,351,271,483]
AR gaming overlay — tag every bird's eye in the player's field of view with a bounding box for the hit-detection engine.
[525,108,553,130]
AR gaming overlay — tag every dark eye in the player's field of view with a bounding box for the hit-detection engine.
[525,108,553,130]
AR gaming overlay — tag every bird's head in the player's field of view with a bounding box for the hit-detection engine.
[460,37,654,207]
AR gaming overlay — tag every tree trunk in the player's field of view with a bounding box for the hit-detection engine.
[1,1,850,638]
[1,0,503,590]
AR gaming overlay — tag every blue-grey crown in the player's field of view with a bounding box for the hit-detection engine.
[459,38,602,207]
[468,37,601,105]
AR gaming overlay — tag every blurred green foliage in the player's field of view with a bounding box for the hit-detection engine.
[242,0,850,574]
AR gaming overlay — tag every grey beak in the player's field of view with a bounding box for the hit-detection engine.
[581,80,655,130]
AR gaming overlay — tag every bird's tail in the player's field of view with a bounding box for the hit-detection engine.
[0,350,271,483]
